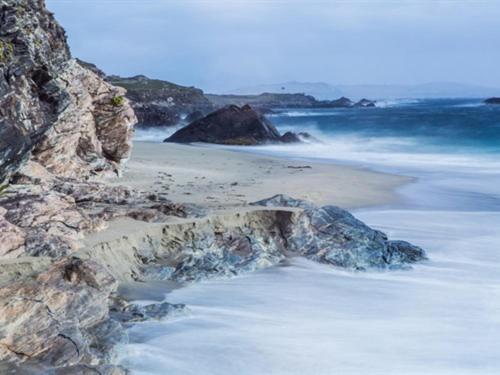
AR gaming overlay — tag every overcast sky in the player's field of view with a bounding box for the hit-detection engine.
[47,0,500,92]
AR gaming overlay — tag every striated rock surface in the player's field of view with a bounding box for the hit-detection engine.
[0,255,188,374]
[252,194,426,270]
[0,0,136,185]
[108,75,214,127]
[32,60,136,178]
[83,196,425,285]
[165,104,310,145]
[0,207,25,258]
[0,179,189,259]
[0,258,119,371]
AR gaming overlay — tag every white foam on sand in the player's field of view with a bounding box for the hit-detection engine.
[215,134,500,172]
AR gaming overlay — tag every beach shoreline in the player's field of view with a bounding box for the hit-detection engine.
[112,141,413,212]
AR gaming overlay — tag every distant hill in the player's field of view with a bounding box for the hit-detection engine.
[228,81,500,100]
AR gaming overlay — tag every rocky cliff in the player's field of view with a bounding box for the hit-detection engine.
[0,0,136,185]
[0,196,425,373]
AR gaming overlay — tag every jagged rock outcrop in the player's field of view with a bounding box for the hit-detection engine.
[251,194,426,270]
[0,0,136,185]
[108,75,215,127]
[32,60,136,178]
[165,104,310,145]
[99,195,425,284]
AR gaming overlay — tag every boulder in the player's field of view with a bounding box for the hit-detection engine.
[165,104,283,145]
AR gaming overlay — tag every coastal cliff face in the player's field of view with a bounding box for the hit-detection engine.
[0,0,136,184]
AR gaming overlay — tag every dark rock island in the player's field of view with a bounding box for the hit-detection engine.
[165,104,311,145]
[484,97,500,105]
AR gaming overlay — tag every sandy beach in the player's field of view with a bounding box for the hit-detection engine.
[0,141,410,287]
[113,141,411,211]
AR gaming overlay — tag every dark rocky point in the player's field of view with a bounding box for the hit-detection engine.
[108,75,215,127]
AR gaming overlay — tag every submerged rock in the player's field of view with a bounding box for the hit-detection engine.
[165,104,309,145]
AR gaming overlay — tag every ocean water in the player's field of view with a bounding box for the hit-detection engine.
[121,99,500,374]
